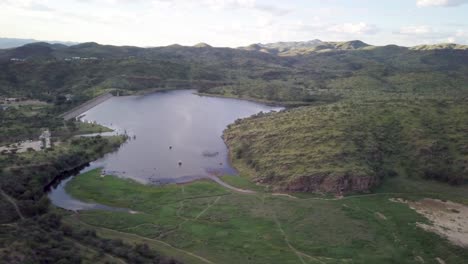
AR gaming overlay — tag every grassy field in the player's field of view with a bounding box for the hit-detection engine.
[65,169,468,264]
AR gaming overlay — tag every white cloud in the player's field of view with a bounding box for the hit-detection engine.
[416,0,468,7]
[0,0,54,12]
[327,22,379,35]
[393,25,468,45]
[199,0,256,10]
[398,25,432,35]
[395,25,451,40]
[151,0,290,16]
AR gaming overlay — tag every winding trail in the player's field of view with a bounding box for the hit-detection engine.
[272,213,307,264]
[195,196,221,220]
[158,196,223,239]
[0,188,25,220]
[206,176,441,202]
[69,237,127,264]
[207,176,255,194]
[72,214,216,264]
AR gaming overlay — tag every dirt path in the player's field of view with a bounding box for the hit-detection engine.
[272,213,307,264]
[72,214,216,264]
[121,223,159,231]
[272,210,331,264]
[207,175,427,202]
[195,196,221,220]
[207,176,256,194]
[209,176,448,204]
[0,189,24,220]
[158,196,222,239]
[207,176,303,198]
[69,237,127,264]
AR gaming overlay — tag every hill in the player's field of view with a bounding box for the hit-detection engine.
[3,40,467,105]
[0,37,78,49]
[410,43,468,50]
[1,40,468,193]
[224,99,468,194]
[240,39,371,55]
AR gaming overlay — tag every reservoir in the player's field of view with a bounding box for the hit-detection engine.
[49,90,281,210]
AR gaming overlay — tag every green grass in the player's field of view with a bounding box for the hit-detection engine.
[65,169,468,264]
[375,176,468,205]
[64,214,209,264]
[74,121,113,134]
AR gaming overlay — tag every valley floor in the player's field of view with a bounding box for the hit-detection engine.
[64,169,468,264]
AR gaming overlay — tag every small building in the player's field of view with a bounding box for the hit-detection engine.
[4,98,18,104]
[39,129,51,149]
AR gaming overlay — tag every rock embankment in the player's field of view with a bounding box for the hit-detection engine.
[283,174,378,194]
[61,92,113,120]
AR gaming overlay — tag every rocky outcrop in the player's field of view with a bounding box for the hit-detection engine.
[283,173,378,195]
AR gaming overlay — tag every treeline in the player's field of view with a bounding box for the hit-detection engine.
[0,104,106,145]
[1,212,180,263]
[0,137,124,206]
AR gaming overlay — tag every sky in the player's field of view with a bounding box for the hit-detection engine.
[1,0,468,47]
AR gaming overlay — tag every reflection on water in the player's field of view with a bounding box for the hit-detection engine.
[78,90,281,183]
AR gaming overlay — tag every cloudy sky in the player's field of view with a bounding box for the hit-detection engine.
[1,0,468,47]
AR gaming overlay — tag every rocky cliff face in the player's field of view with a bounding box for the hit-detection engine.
[281,173,378,195]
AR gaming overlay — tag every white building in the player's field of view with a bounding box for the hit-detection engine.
[39,129,51,149]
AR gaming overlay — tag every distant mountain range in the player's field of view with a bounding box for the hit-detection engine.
[239,39,370,55]
[239,39,468,56]
[0,37,79,49]
[2,37,468,56]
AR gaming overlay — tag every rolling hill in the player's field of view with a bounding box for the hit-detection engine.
[1,40,468,193]
[0,37,78,49]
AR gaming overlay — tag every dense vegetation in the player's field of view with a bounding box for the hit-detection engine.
[1,39,467,193]
[0,103,110,145]
[2,41,467,106]
[1,40,468,262]
[224,99,468,193]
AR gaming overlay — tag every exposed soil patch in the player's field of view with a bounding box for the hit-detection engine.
[375,212,387,220]
[391,198,468,248]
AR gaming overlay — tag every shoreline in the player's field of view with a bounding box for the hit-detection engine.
[49,88,285,211]
[195,91,311,107]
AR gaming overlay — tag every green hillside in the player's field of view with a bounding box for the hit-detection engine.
[2,40,468,262]
[2,41,468,193]
[224,99,468,194]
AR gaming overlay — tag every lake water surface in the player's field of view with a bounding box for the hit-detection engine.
[75,90,281,184]
[49,90,282,211]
